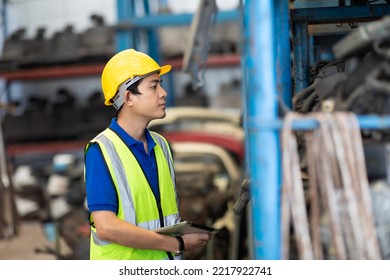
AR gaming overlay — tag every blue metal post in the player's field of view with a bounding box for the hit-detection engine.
[143,0,175,107]
[116,0,136,51]
[275,1,292,109]
[143,0,160,60]
[239,0,253,259]
[243,0,281,259]
[292,21,310,94]
[1,0,7,39]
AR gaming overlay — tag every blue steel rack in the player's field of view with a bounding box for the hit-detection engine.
[244,1,390,260]
[116,0,390,260]
[291,3,390,92]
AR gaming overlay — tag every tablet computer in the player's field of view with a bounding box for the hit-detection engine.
[154,221,219,235]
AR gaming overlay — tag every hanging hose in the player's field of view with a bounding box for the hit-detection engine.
[281,112,382,259]
[281,113,314,260]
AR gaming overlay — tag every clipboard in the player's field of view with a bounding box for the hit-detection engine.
[154,221,219,236]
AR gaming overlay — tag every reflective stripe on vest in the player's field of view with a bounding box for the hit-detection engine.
[86,128,181,260]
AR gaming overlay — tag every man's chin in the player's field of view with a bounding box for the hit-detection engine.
[156,112,166,119]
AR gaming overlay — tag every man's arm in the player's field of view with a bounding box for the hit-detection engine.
[92,211,211,253]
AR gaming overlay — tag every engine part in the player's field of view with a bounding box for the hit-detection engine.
[47,25,81,64]
[20,27,51,67]
[0,28,26,69]
[333,16,390,59]
[364,142,390,185]
[79,14,116,62]
[294,16,390,141]
[182,0,218,89]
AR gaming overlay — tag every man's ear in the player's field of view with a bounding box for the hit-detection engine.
[123,90,133,106]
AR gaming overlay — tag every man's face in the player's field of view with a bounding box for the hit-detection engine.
[131,73,168,121]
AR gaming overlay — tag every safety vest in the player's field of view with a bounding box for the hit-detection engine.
[85,128,182,260]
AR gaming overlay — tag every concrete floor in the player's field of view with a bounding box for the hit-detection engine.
[0,220,71,260]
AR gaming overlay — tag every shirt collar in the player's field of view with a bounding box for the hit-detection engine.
[109,118,156,152]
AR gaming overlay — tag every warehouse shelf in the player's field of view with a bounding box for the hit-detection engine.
[1,54,240,157]
[290,3,390,24]
[0,64,104,81]
[0,54,240,81]
[6,140,86,157]
[165,54,240,69]
[0,1,241,157]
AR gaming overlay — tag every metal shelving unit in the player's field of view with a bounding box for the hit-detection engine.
[291,3,390,92]
[243,1,390,260]
[0,0,241,157]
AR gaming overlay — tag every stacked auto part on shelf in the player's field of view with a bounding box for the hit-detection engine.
[289,16,390,260]
[0,14,115,69]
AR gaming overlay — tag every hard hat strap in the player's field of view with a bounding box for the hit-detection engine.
[112,71,160,110]
[112,75,143,110]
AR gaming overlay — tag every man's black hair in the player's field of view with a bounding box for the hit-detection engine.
[116,79,143,115]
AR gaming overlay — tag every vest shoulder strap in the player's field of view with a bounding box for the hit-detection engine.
[150,131,172,161]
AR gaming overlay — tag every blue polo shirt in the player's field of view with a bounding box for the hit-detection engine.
[85,118,160,214]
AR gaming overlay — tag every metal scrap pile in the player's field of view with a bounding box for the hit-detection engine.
[293,16,390,141]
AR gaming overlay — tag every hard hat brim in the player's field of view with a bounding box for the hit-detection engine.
[159,64,172,76]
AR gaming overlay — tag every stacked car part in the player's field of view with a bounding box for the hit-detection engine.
[0,14,115,69]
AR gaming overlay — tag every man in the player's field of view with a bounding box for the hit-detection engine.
[84,49,211,260]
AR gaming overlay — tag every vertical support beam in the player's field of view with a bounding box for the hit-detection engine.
[292,21,310,94]
[143,0,175,107]
[243,0,281,259]
[116,0,136,51]
[275,0,292,109]
[239,0,253,259]
[143,0,159,60]
[1,0,7,39]
[0,2,9,239]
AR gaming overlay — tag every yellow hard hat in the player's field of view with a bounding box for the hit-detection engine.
[101,49,171,108]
